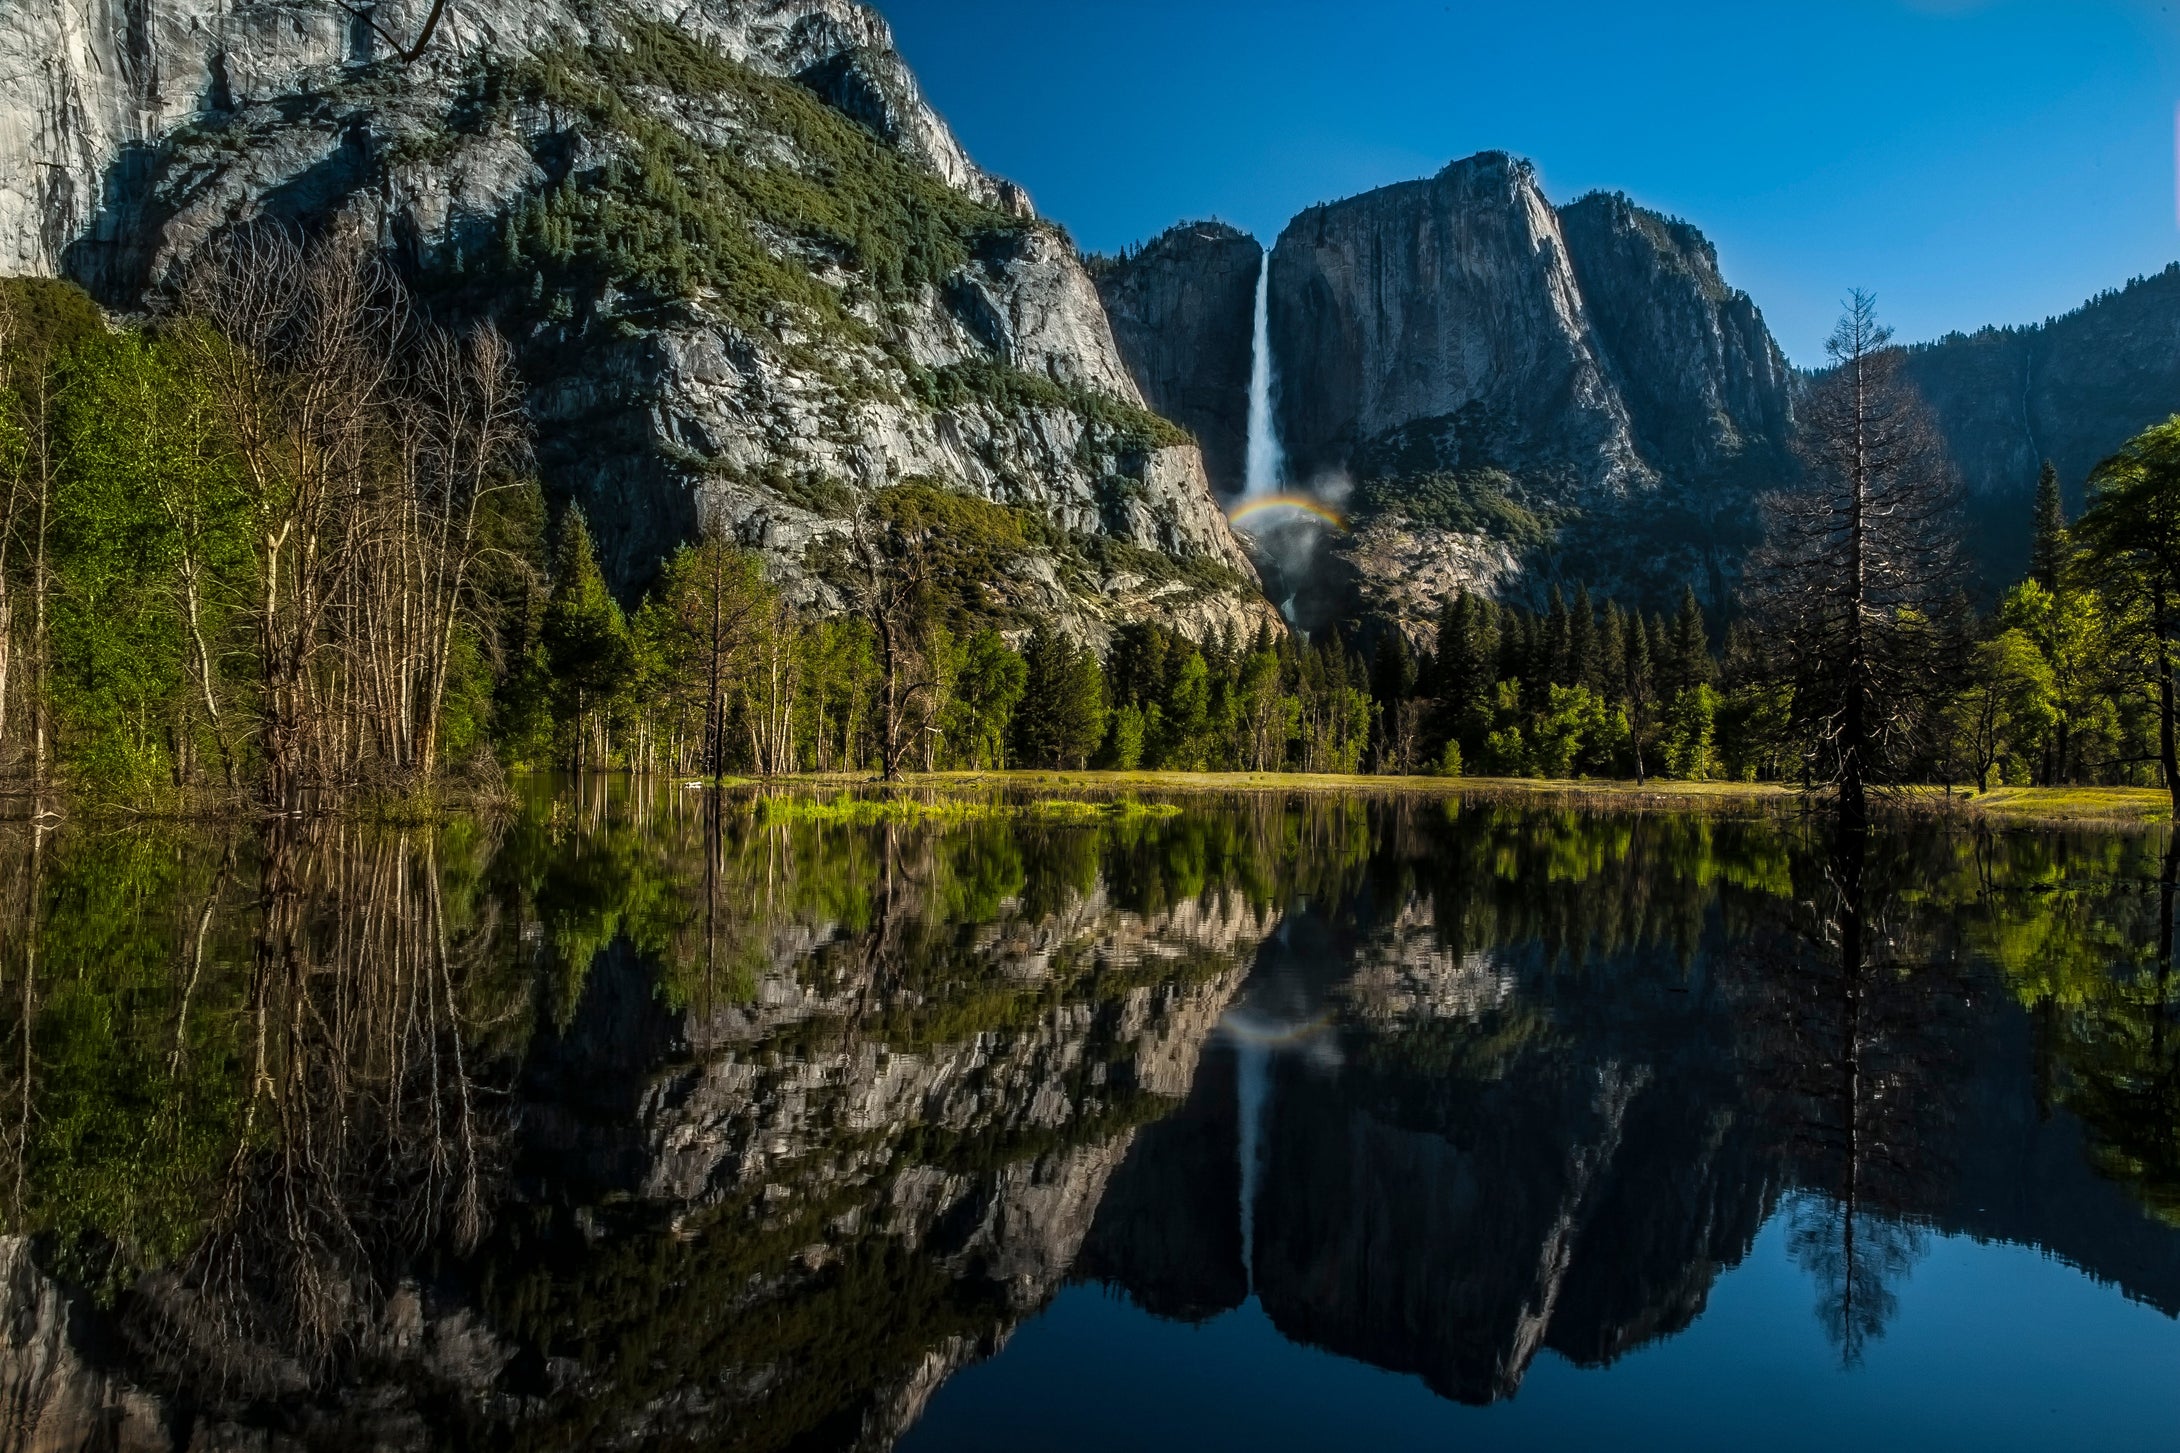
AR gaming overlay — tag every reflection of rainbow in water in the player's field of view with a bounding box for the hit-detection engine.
[1220,1010,1334,1048]
[1226,493,1347,533]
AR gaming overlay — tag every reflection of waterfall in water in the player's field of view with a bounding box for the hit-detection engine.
[1243,252,1284,499]
[1223,1008,1336,1295]
[1235,1035,1269,1292]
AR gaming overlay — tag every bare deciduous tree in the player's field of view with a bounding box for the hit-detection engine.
[847,501,938,782]
[174,225,532,807]
[340,0,454,64]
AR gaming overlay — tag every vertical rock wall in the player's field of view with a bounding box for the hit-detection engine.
[1094,221,1263,498]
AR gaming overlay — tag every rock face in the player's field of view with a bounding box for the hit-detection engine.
[1257,153,1796,629]
[1900,263,2180,585]
[1556,191,1797,505]
[1093,221,1263,498]
[1271,154,1650,502]
[0,0,1272,644]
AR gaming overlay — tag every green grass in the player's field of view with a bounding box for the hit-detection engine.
[739,790,1181,826]
[1904,784,2174,824]
[737,772,2176,827]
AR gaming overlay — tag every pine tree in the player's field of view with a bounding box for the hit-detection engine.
[1570,585,1600,693]
[1430,591,1497,758]
[541,509,634,772]
[1370,629,1414,709]
[1596,601,1627,701]
[1055,639,1108,770]
[1646,614,1674,696]
[1013,625,1106,769]
[2031,460,2070,592]
[1545,587,1572,686]
[1502,608,1536,694]
[1669,586,1715,694]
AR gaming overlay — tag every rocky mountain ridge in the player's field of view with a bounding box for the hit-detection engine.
[1901,262,2180,584]
[1100,152,2180,635]
[1098,153,1802,635]
[12,4,2177,648]
[0,0,1274,647]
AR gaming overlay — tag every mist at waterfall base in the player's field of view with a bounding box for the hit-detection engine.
[1229,253,1344,632]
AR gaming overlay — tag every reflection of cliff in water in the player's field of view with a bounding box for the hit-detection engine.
[0,794,1286,1452]
[1080,814,2180,1407]
[1085,890,1780,1405]
[4,798,2180,1448]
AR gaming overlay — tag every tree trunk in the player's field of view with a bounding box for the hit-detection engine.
[2162,647,2179,819]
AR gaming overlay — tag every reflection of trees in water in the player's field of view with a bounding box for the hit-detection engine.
[1406,802,1798,974]
[0,816,521,1399]
[147,819,511,1387]
[4,791,2178,1442]
[1997,834,2180,1226]
[1733,819,1967,1365]
[0,788,1302,1446]
[1784,1192,1925,1362]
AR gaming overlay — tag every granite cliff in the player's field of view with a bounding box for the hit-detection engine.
[1269,154,1798,632]
[1901,263,2180,586]
[0,0,1272,646]
[1092,221,1263,498]
[1090,154,1802,637]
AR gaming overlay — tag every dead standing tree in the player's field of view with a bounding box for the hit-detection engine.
[178,229,401,808]
[175,226,533,804]
[372,323,531,779]
[1745,291,1963,827]
[847,500,938,782]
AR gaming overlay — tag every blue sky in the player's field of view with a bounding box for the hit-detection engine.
[880,0,2180,365]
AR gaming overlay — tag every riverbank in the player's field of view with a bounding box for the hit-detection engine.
[760,771,2175,826]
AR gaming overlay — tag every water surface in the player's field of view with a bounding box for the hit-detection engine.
[0,784,2174,1449]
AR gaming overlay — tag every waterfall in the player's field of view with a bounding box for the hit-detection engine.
[1243,251,1285,498]
[1235,1036,1269,1293]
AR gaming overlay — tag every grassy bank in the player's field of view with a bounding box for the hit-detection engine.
[737,771,2175,827]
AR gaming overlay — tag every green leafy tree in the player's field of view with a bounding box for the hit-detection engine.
[1150,650,1213,770]
[2074,418,2180,813]
[1100,703,1147,771]
[49,332,249,797]
[650,529,773,776]
[1529,685,1607,779]
[1948,627,2056,792]
[1661,683,1720,781]
[943,628,1026,769]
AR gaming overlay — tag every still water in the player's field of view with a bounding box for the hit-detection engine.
[0,782,2176,1450]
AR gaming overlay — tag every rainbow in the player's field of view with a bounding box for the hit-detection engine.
[1225,492,1348,532]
